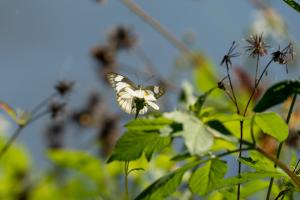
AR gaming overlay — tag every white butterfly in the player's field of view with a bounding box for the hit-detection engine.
[107,72,164,117]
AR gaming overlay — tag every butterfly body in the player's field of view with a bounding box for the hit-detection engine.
[107,72,164,116]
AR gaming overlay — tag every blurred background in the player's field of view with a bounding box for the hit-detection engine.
[0,0,300,199]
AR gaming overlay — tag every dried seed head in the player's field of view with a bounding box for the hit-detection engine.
[55,80,74,96]
[272,43,294,73]
[245,33,270,57]
[45,121,65,149]
[49,102,66,119]
[220,41,240,68]
[91,45,116,68]
[98,116,119,157]
[217,81,226,90]
[108,26,137,51]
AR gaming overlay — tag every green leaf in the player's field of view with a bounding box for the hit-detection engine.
[164,111,214,156]
[253,80,300,112]
[206,120,232,135]
[240,180,270,198]
[125,117,174,132]
[107,131,171,163]
[239,151,279,173]
[254,112,288,142]
[135,161,198,200]
[220,171,284,189]
[193,53,218,93]
[190,168,284,196]
[190,88,215,115]
[283,0,300,13]
[48,149,103,184]
[189,158,227,196]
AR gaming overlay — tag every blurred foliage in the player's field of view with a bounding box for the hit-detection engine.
[1,1,300,200]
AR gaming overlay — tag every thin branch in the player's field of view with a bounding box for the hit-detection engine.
[266,93,298,200]
[120,0,191,55]
[0,110,49,159]
[256,146,300,188]
[243,58,273,116]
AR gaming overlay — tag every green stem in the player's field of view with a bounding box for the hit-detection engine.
[237,120,244,200]
[124,161,130,200]
[0,111,48,159]
[266,93,298,200]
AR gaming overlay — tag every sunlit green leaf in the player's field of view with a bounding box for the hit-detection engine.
[189,158,227,196]
[48,150,104,184]
[164,111,214,155]
[190,168,284,197]
[107,131,171,163]
[190,88,215,115]
[125,117,174,131]
[283,0,300,13]
[254,80,300,112]
[254,112,288,142]
[135,161,198,200]
[240,151,279,173]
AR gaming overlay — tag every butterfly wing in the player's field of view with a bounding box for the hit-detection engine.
[107,72,138,114]
[143,86,165,99]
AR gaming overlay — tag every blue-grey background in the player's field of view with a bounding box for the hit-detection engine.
[0,0,299,167]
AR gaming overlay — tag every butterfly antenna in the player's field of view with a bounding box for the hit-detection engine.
[133,72,140,86]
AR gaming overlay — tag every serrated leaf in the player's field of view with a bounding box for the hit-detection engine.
[107,131,171,163]
[164,111,214,156]
[189,158,227,196]
[254,80,300,112]
[135,161,198,200]
[283,0,300,13]
[254,112,288,142]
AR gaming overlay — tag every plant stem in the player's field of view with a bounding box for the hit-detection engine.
[237,120,244,200]
[266,93,297,200]
[120,0,190,55]
[226,64,240,115]
[124,161,130,200]
[237,58,272,199]
[256,146,300,188]
[243,58,273,116]
[0,111,48,159]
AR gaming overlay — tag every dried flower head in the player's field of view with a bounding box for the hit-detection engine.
[108,26,137,50]
[220,41,240,68]
[45,121,65,149]
[55,80,74,96]
[245,33,270,57]
[71,92,104,128]
[217,81,226,90]
[98,116,119,156]
[272,42,294,73]
[49,102,66,119]
[91,45,116,68]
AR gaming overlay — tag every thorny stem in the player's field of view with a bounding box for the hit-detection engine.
[0,111,48,159]
[266,93,298,200]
